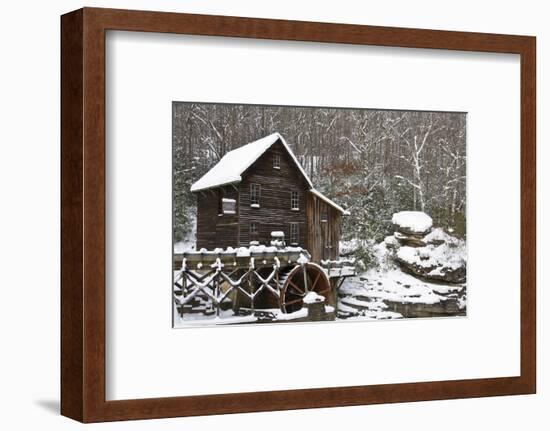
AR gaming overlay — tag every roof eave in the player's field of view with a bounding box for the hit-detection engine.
[309,188,349,215]
[190,179,241,193]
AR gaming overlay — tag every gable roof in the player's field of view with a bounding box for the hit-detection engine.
[190,133,348,215]
[190,133,313,192]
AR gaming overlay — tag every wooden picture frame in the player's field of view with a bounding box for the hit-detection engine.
[61,7,536,423]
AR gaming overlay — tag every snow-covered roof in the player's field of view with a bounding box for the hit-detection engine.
[190,133,313,192]
[309,188,350,215]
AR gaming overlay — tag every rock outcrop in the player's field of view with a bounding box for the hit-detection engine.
[388,212,466,284]
[392,211,433,247]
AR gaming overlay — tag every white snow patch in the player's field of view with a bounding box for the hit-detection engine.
[342,310,403,321]
[174,309,258,327]
[384,235,400,248]
[392,211,433,233]
[173,218,197,253]
[190,133,313,192]
[303,291,324,304]
[339,238,362,256]
[340,296,388,310]
[396,241,466,273]
[174,239,195,253]
[172,244,304,258]
[423,227,450,243]
[340,269,465,306]
[297,253,310,264]
[273,308,308,321]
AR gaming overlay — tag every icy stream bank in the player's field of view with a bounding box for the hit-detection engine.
[338,269,466,320]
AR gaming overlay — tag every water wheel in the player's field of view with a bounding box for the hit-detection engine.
[279,262,331,313]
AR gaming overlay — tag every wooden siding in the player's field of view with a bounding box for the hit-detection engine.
[196,185,239,249]
[306,193,341,262]
[238,140,308,247]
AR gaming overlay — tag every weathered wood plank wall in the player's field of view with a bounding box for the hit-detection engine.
[196,185,239,249]
[238,140,308,247]
[306,193,341,262]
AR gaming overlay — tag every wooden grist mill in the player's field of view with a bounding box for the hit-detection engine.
[174,133,355,324]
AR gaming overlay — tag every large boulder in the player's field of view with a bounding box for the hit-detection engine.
[392,211,433,236]
[393,231,427,247]
[392,211,433,247]
[394,229,466,284]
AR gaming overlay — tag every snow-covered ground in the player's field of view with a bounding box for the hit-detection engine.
[173,267,465,326]
[336,222,467,321]
[173,214,466,326]
[173,305,336,328]
[337,268,466,321]
[174,239,195,254]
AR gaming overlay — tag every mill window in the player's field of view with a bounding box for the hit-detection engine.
[289,223,299,245]
[250,183,261,207]
[273,154,281,169]
[222,198,236,214]
[290,190,299,210]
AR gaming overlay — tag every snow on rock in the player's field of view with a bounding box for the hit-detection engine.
[336,281,404,320]
[337,216,467,319]
[423,228,454,245]
[341,269,464,306]
[393,231,426,247]
[339,266,467,320]
[271,231,285,238]
[395,238,466,284]
[303,291,325,304]
[392,211,433,235]
[383,235,400,249]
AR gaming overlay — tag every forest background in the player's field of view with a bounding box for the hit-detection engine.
[173,102,466,266]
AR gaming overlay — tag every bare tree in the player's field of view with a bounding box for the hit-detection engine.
[172,103,467,242]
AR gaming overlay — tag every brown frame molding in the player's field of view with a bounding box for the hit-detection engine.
[61,7,536,423]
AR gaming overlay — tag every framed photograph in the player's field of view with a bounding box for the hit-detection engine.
[61,7,536,422]
[171,103,467,327]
